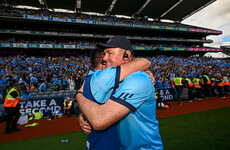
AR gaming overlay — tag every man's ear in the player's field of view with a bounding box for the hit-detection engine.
[124,50,131,61]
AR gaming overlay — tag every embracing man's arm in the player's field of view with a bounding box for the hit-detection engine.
[119,58,150,81]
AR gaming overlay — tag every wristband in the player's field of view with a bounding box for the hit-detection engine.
[75,91,83,98]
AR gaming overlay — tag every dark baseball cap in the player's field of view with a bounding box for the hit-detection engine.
[97,36,133,54]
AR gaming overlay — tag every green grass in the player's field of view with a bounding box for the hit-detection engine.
[0,131,87,150]
[159,107,230,150]
[1,107,230,150]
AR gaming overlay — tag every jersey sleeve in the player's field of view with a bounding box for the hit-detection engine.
[90,66,120,103]
[110,72,154,112]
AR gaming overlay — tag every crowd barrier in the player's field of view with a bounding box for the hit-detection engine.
[0,88,191,117]
[157,88,190,102]
[19,96,65,116]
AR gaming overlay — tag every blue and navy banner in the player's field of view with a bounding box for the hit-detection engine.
[0,43,13,47]
[23,15,222,34]
[157,88,175,102]
[0,43,76,49]
[0,43,222,51]
[19,96,65,115]
[28,44,40,48]
[23,15,206,33]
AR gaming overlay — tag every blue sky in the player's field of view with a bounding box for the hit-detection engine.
[222,35,230,42]
[183,0,230,48]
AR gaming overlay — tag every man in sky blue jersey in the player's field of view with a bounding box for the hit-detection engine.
[76,36,163,150]
[81,47,152,150]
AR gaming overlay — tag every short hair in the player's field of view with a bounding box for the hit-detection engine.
[90,50,104,70]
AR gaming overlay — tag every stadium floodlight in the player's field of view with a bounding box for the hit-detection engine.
[1,0,8,6]
[105,0,118,15]
[160,0,183,18]
[132,0,151,17]
[74,0,81,12]
[76,0,81,9]
[38,0,48,10]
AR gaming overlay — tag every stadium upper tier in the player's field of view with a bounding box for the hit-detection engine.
[0,29,213,43]
[0,8,222,35]
[0,7,223,56]
[0,0,217,22]
[0,37,222,52]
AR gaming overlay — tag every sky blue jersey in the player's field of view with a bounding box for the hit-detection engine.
[89,66,120,103]
[83,66,120,150]
[110,71,163,150]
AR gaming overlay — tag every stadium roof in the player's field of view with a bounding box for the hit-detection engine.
[4,0,216,21]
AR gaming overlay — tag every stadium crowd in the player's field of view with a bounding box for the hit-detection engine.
[0,55,229,98]
[0,55,89,97]
[0,38,200,48]
[0,8,199,29]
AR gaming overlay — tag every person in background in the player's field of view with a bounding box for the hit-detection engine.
[193,74,203,100]
[184,74,194,102]
[157,76,164,89]
[202,73,211,98]
[30,74,38,88]
[63,97,73,117]
[163,78,170,88]
[0,89,5,116]
[0,76,6,90]
[4,83,28,134]
[69,76,75,91]
[52,83,59,91]
[39,80,47,93]
[210,75,217,96]
[223,73,229,95]
[216,74,225,99]
[173,74,184,105]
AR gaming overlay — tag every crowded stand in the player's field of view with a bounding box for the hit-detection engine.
[0,55,229,100]
[0,38,204,49]
[0,2,228,126]
[0,7,205,30]
[0,55,89,98]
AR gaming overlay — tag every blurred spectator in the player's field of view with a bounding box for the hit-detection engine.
[68,76,75,91]
[0,76,6,89]
[173,74,185,105]
[63,97,74,117]
[193,75,203,100]
[39,80,48,93]
[216,74,225,99]
[52,83,59,91]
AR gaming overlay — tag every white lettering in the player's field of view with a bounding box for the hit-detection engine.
[49,99,57,106]
[160,90,164,95]
[2,44,11,47]
[41,100,46,107]
[33,100,40,107]
[32,108,39,114]
[29,44,38,48]
[26,108,32,115]
[25,101,33,108]
[161,95,173,101]
[165,90,170,95]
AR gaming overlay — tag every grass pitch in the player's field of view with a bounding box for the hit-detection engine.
[1,107,230,150]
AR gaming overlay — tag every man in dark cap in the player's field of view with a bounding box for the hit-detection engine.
[4,83,28,134]
[79,46,152,150]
